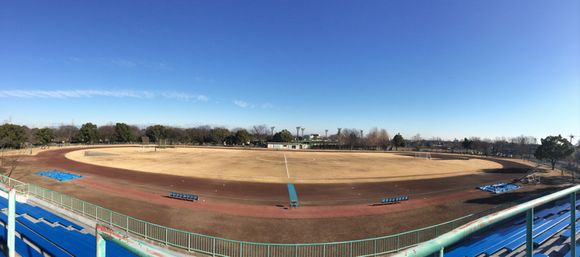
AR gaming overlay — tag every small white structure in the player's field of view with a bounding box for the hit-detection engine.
[267,142,310,150]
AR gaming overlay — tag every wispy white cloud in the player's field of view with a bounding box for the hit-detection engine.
[0,90,208,101]
[233,100,274,109]
[233,100,250,108]
[160,91,209,102]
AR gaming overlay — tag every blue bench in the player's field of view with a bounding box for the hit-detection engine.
[287,183,299,207]
[169,192,199,201]
[561,222,580,239]
[446,208,574,257]
[564,242,580,257]
[381,196,409,204]
[0,194,137,257]
[0,226,43,257]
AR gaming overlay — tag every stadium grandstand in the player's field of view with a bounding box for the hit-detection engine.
[0,174,577,256]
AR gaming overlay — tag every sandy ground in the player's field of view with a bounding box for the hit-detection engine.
[6,147,568,243]
[65,147,504,183]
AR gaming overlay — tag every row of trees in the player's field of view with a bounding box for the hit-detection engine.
[0,123,262,148]
[0,123,577,168]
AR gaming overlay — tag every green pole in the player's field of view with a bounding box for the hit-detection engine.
[7,188,15,257]
[525,209,533,257]
[96,230,107,257]
[571,192,577,257]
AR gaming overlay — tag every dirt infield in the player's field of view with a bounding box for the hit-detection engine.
[23,147,532,208]
[65,147,505,183]
[10,146,560,242]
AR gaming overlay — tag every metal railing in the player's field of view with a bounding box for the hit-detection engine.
[394,185,580,257]
[1,174,518,256]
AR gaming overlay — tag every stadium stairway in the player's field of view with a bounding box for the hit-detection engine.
[0,195,137,257]
[446,199,580,257]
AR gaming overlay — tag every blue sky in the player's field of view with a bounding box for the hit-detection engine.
[0,0,578,141]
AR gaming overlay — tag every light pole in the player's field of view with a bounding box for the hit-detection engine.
[270,126,275,136]
[325,129,329,139]
[301,127,305,138]
[337,128,342,149]
[296,126,301,142]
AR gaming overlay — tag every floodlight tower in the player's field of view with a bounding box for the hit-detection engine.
[360,130,363,138]
[337,128,342,149]
[296,126,301,141]
[301,127,305,137]
[325,129,329,139]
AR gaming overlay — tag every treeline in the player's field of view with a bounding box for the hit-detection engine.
[0,123,264,148]
[0,123,576,163]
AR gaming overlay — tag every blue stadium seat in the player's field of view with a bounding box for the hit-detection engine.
[0,195,137,257]
[446,201,580,257]
[564,242,580,257]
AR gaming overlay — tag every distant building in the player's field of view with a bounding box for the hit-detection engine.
[267,142,310,150]
[303,134,320,141]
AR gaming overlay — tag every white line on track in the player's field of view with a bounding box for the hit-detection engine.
[284,153,291,179]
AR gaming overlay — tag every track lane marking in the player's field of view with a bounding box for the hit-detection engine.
[284,153,291,179]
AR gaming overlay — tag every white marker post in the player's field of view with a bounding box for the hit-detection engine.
[7,188,16,257]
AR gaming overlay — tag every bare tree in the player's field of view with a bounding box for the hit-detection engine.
[98,124,115,144]
[366,127,380,149]
[55,124,79,144]
[252,125,269,143]
[377,129,390,150]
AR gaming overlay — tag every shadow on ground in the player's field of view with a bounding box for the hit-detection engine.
[481,168,529,174]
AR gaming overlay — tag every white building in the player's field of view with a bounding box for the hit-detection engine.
[267,142,310,150]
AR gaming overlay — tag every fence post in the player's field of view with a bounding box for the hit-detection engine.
[349,242,353,257]
[525,208,534,257]
[267,244,271,257]
[571,192,576,257]
[212,237,216,257]
[126,216,129,233]
[240,242,243,257]
[165,227,168,246]
[294,244,299,257]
